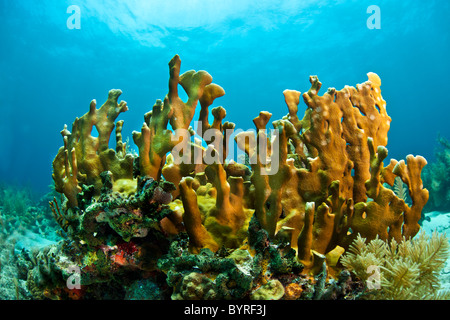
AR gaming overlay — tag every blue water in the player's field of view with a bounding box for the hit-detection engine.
[0,0,449,195]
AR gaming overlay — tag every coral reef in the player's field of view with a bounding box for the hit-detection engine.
[0,183,63,300]
[0,184,60,241]
[14,54,446,300]
[156,217,363,300]
[233,72,429,273]
[422,136,450,213]
[0,238,23,300]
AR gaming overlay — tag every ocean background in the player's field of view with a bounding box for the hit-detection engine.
[0,0,449,197]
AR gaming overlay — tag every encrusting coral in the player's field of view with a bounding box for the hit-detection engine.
[21,54,445,300]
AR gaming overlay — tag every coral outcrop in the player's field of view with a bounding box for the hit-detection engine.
[235,72,429,272]
[422,136,450,212]
[22,54,436,300]
[52,89,133,207]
